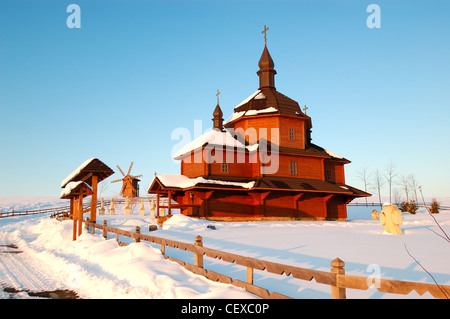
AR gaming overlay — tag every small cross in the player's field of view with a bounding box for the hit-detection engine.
[216,89,221,104]
[303,105,308,115]
[262,25,269,45]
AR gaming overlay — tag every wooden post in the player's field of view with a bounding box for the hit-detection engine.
[90,175,98,223]
[194,235,203,268]
[156,193,160,217]
[70,197,74,219]
[73,198,78,241]
[168,190,172,216]
[247,267,254,285]
[330,258,346,299]
[103,220,108,239]
[135,226,141,243]
[78,194,83,237]
[85,217,90,230]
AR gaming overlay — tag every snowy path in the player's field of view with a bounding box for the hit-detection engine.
[0,212,256,299]
[0,248,59,297]
[0,214,71,298]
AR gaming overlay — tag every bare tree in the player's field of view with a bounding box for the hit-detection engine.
[409,174,420,204]
[385,160,397,203]
[357,166,372,206]
[98,180,110,200]
[400,174,410,202]
[373,169,385,208]
[392,187,402,205]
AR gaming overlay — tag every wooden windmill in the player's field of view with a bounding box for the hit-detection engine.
[111,162,142,198]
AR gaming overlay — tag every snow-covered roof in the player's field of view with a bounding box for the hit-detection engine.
[60,158,114,188]
[173,129,250,159]
[223,90,279,125]
[60,181,93,199]
[153,174,255,191]
[61,158,97,188]
[324,149,344,159]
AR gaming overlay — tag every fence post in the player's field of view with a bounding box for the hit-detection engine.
[103,220,108,239]
[247,267,254,285]
[330,258,346,299]
[135,226,141,243]
[194,235,203,268]
[85,217,90,231]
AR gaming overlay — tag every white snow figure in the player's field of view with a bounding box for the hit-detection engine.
[124,197,131,215]
[380,203,403,235]
[150,198,155,217]
[139,198,145,216]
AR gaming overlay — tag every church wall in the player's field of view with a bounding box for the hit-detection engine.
[298,156,324,180]
[264,192,296,217]
[325,194,348,220]
[324,161,345,184]
[273,154,323,180]
[296,193,327,219]
[232,116,280,146]
[278,117,306,149]
[181,158,205,178]
[174,189,349,220]
[207,191,256,218]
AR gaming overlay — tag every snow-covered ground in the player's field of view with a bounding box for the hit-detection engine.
[0,196,449,299]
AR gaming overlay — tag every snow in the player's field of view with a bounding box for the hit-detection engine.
[234,90,261,109]
[324,149,344,159]
[173,129,246,159]
[156,175,255,190]
[244,107,277,116]
[254,91,266,100]
[1,196,450,299]
[60,157,96,188]
[60,181,93,198]
[224,90,276,124]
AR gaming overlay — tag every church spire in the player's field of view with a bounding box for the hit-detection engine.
[212,90,224,131]
[257,25,276,89]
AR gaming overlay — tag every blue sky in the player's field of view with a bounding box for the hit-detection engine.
[0,0,449,199]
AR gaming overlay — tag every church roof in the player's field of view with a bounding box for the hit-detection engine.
[224,44,310,126]
[173,129,249,159]
[148,173,370,198]
[224,87,309,125]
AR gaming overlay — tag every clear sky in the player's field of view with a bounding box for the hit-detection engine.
[1,0,449,199]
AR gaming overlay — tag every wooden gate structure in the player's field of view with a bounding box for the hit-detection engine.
[60,158,114,240]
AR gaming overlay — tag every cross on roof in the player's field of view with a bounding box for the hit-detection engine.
[303,105,308,115]
[262,25,269,45]
[216,89,221,104]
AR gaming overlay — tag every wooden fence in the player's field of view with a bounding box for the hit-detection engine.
[0,199,130,219]
[0,206,73,219]
[349,202,450,210]
[82,218,450,299]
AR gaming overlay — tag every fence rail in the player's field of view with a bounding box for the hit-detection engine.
[0,198,131,219]
[0,206,71,219]
[82,218,450,299]
[349,202,450,210]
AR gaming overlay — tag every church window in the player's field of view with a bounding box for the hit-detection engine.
[289,128,295,140]
[289,161,297,175]
[222,162,229,173]
[326,169,333,182]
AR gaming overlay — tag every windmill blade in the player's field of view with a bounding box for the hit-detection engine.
[127,162,134,175]
[117,165,126,177]
[131,175,143,179]
[111,178,123,183]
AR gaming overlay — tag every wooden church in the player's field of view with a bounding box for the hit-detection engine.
[148,29,370,221]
